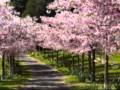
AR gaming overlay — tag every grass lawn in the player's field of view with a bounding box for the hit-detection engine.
[29,50,120,90]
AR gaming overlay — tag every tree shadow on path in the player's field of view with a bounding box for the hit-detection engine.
[18,56,70,90]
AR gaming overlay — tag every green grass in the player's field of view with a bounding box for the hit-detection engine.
[70,83,116,90]
[57,67,70,75]
[65,75,79,84]
[0,75,28,90]
[110,53,120,63]
[29,50,120,90]
[0,60,30,90]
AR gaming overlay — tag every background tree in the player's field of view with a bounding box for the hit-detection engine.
[41,0,120,90]
[10,0,28,16]
[10,0,55,17]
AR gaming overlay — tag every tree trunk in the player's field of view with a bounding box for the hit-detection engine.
[88,51,92,81]
[1,53,6,80]
[51,51,54,62]
[43,49,45,55]
[80,53,84,81]
[48,50,51,60]
[9,55,14,79]
[91,49,96,82]
[61,51,64,67]
[72,55,74,74]
[104,53,109,90]
[56,51,59,66]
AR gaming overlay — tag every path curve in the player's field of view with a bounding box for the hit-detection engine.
[18,56,70,90]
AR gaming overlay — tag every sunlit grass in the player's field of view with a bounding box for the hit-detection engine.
[57,67,70,75]
[110,53,120,63]
[70,83,115,90]
[29,50,120,90]
[64,75,79,84]
[0,75,27,90]
[0,60,30,90]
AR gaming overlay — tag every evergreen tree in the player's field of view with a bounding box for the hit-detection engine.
[11,0,28,16]
[11,0,55,17]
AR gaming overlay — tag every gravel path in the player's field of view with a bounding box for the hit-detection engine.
[18,56,70,90]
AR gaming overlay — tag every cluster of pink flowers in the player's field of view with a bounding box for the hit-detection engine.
[0,2,36,56]
[37,0,120,54]
[0,0,120,56]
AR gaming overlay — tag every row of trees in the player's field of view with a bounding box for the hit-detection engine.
[0,1,36,80]
[0,0,120,90]
[34,0,120,90]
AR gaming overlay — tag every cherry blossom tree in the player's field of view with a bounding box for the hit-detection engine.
[0,0,119,89]
[0,1,36,80]
[39,0,120,89]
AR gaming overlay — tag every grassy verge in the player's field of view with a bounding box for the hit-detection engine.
[0,59,30,90]
[29,51,120,90]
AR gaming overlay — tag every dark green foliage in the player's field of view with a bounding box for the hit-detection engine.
[11,0,28,16]
[23,0,55,17]
[11,0,55,18]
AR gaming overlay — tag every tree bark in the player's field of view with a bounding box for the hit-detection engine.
[1,53,6,80]
[104,53,109,90]
[51,51,54,62]
[9,55,14,79]
[72,55,75,74]
[91,49,96,82]
[88,51,92,81]
[56,51,59,65]
[61,51,64,67]
[80,53,84,81]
